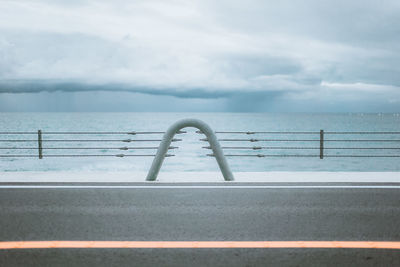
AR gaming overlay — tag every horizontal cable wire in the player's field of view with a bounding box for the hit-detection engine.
[3,130,398,135]
[208,154,319,157]
[0,154,174,158]
[325,131,400,134]
[208,154,400,158]
[303,155,400,158]
[197,131,400,134]
[0,139,182,142]
[324,140,400,142]
[0,131,186,135]
[197,131,320,134]
[203,146,400,150]
[0,146,177,150]
[201,138,400,142]
[318,147,400,149]
[201,138,319,142]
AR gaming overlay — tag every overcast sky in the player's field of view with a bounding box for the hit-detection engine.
[0,0,399,112]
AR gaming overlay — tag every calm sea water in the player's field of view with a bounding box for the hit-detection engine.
[1,112,400,172]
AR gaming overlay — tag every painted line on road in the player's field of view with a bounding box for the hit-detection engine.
[1,241,400,250]
[0,185,400,189]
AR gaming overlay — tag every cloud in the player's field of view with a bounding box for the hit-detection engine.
[320,82,399,93]
[0,0,399,111]
[0,79,233,99]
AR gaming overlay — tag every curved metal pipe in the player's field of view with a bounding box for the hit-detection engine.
[146,118,234,181]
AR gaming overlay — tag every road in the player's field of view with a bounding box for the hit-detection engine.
[1,182,400,266]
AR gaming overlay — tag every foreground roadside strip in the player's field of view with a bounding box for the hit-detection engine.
[1,241,400,250]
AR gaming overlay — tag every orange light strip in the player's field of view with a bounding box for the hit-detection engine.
[1,241,400,250]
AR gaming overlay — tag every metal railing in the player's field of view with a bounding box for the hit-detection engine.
[0,130,184,158]
[1,119,400,181]
[0,119,234,181]
[200,130,400,159]
[1,128,400,160]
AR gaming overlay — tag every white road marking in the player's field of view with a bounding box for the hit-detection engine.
[0,185,400,189]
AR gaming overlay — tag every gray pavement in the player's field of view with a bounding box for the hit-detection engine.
[1,183,400,266]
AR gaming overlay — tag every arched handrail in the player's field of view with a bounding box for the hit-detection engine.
[146,119,234,181]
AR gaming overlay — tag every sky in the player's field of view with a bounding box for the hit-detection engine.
[0,0,399,112]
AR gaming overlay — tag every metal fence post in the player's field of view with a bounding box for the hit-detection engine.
[38,130,43,159]
[320,129,324,159]
[146,118,234,181]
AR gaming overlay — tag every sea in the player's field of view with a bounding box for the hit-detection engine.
[1,112,400,172]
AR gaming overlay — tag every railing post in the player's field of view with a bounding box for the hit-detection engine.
[320,129,324,159]
[38,130,43,159]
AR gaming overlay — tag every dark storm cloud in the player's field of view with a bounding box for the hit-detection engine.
[0,80,233,98]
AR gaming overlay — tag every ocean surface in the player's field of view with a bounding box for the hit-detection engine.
[1,112,400,172]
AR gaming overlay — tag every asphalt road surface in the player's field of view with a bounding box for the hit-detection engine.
[1,182,400,266]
